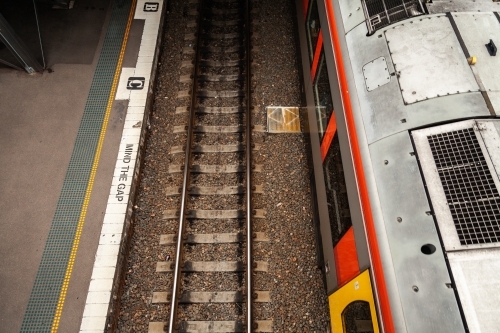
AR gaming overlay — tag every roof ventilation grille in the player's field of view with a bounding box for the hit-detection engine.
[428,128,500,245]
[362,0,424,34]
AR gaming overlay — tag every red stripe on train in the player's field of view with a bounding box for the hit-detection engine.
[323,1,395,332]
[303,0,310,19]
[311,30,323,82]
[320,111,337,162]
[333,227,360,287]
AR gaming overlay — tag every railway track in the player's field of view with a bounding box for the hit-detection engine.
[149,0,271,332]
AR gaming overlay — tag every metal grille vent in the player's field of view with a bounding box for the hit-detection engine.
[428,128,500,245]
[362,0,424,34]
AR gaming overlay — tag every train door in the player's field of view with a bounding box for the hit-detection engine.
[328,270,380,333]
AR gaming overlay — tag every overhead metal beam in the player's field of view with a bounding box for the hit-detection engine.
[0,12,43,73]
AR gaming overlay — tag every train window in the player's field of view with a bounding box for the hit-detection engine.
[313,52,333,141]
[306,0,320,63]
[362,0,424,34]
[342,301,374,333]
[312,50,352,246]
[323,135,353,247]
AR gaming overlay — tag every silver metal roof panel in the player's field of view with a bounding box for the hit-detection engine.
[489,91,500,114]
[345,22,490,144]
[385,15,479,104]
[448,248,500,333]
[453,13,500,92]
[369,131,465,333]
[427,0,500,14]
[338,0,366,33]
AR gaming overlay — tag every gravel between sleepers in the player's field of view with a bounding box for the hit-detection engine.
[116,0,331,332]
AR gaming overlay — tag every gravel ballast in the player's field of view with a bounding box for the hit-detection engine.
[116,0,331,332]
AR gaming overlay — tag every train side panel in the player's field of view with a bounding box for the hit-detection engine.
[296,0,500,332]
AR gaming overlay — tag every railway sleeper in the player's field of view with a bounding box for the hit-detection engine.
[151,291,270,304]
[207,19,242,27]
[173,125,265,133]
[212,0,241,3]
[201,46,245,53]
[148,320,273,333]
[172,125,245,133]
[182,46,195,55]
[198,74,245,82]
[156,260,268,273]
[167,164,263,173]
[164,185,263,196]
[199,60,244,67]
[184,33,196,41]
[197,106,245,114]
[178,75,192,83]
[169,144,260,154]
[177,90,191,98]
[159,232,269,245]
[180,60,194,68]
[175,106,245,114]
[161,232,244,244]
[197,90,245,98]
[162,209,266,219]
[210,8,243,15]
[206,32,242,39]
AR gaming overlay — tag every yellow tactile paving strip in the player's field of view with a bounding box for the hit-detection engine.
[50,2,137,332]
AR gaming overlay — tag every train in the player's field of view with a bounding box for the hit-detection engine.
[295,0,500,332]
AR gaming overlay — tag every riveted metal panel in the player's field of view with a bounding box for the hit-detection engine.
[453,13,500,92]
[362,56,391,91]
[345,21,490,145]
[338,0,366,33]
[369,131,465,333]
[385,15,479,104]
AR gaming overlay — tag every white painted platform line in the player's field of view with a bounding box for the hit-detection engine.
[115,67,135,100]
[79,0,165,332]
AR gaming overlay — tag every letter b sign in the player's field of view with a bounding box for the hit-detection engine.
[144,2,159,12]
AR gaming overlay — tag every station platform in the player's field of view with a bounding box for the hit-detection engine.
[0,0,165,331]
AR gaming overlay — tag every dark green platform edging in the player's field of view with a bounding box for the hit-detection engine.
[20,0,133,331]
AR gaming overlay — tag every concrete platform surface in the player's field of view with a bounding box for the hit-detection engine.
[0,0,163,331]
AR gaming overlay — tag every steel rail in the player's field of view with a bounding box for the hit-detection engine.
[245,1,253,332]
[167,1,204,331]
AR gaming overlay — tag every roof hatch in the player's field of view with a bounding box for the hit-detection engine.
[362,0,424,34]
[412,119,500,251]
